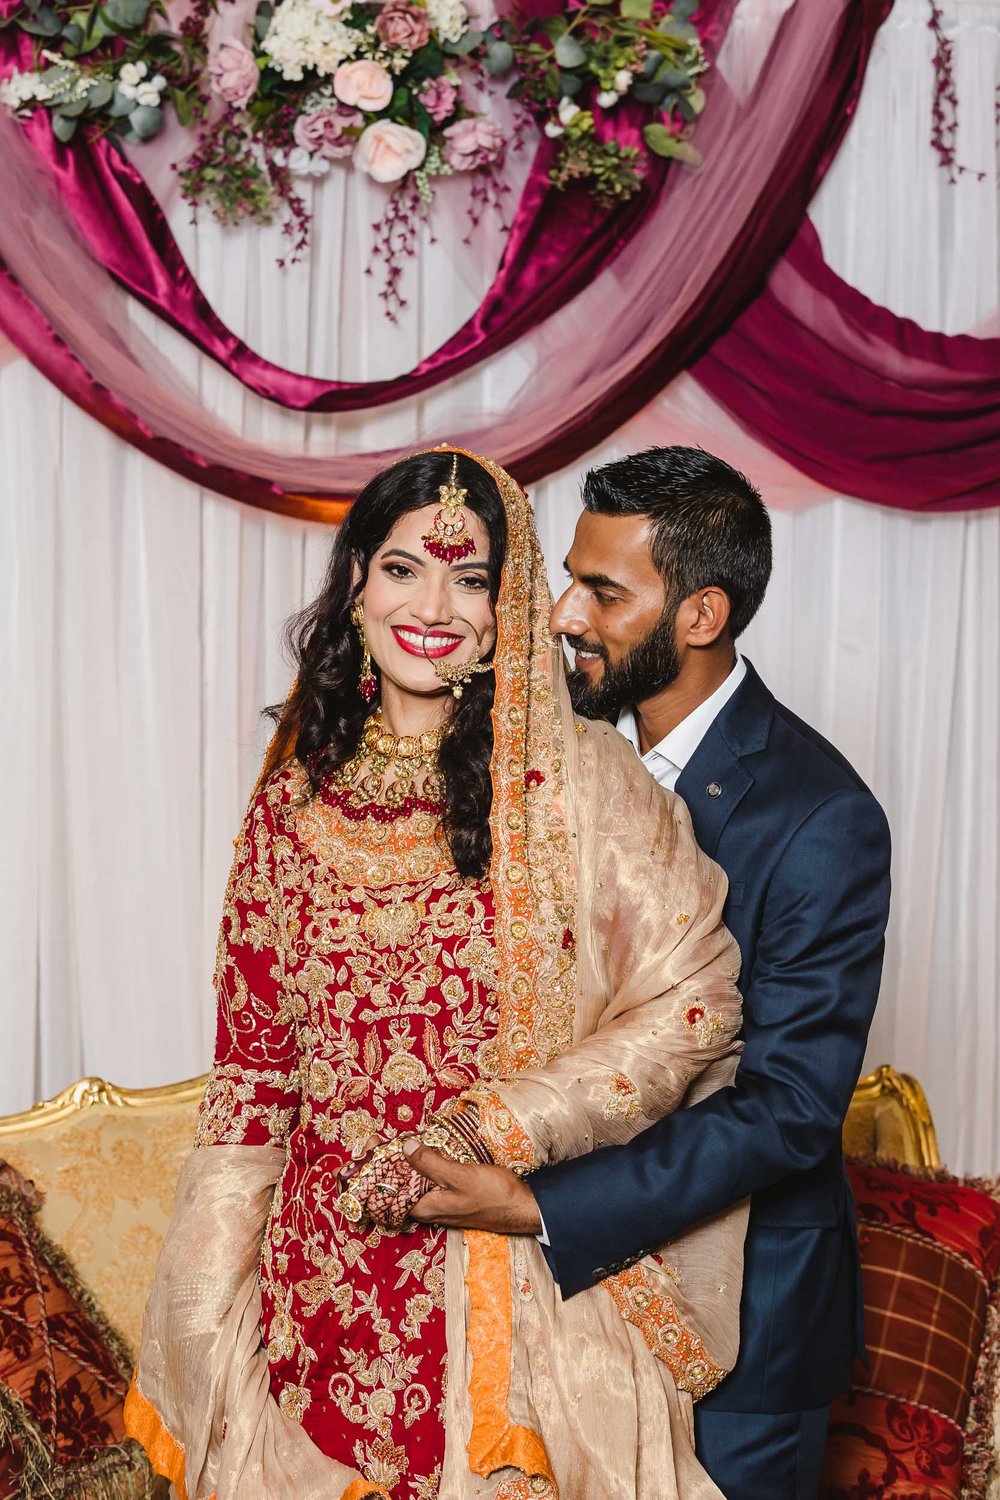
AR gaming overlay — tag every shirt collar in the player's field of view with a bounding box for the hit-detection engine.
[617,654,746,772]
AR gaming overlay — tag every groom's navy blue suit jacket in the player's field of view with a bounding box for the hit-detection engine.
[530,659,892,1412]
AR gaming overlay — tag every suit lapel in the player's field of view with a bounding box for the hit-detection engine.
[674,659,775,857]
[676,732,752,857]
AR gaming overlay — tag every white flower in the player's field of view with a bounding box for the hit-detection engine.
[119,60,148,88]
[134,82,163,107]
[596,89,618,108]
[0,70,52,110]
[425,0,469,44]
[307,0,351,14]
[287,144,332,175]
[263,0,360,82]
[543,119,564,138]
[614,67,633,93]
[557,96,580,126]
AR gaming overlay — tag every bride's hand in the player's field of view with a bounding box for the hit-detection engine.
[335,1132,387,1194]
[336,1135,429,1233]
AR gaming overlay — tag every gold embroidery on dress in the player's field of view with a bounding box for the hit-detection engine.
[602,1072,642,1122]
[209,762,499,1495]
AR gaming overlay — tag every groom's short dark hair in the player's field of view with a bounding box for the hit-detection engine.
[581,446,772,639]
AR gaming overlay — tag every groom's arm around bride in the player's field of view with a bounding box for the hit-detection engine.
[529,447,892,1500]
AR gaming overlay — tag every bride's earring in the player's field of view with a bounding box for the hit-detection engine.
[432,645,493,699]
[351,601,378,704]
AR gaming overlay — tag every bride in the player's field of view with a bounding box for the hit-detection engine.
[125,447,748,1500]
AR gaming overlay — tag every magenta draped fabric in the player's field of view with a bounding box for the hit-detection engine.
[0,0,905,516]
[0,0,684,409]
[691,220,1000,511]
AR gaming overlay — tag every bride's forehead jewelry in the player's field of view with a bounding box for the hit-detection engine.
[421,453,476,564]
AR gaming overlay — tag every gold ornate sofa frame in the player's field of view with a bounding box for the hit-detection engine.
[0,1073,207,1352]
[0,1064,940,1356]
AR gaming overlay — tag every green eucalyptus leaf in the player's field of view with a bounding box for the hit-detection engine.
[642,122,699,163]
[539,14,567,37]
[674,91,695,122]
[86,75,113,107]
[171,85,194,125]
[657,15,698,39]
[128,101,162,138]
[483,37,513,73]
[61,21,85,47]
[52,111,78,141]
[553,32,585,68]
[558,70,582,95]
[20,9,62,35]
[643,121,679,156]
[59,95,89,116]
[117,0,151,25]
[620,0,653,16]
[671,0,699,17]
[631,78,667,104]
[688,84,705,113]
[653,62,689,87]
[444,26,482,54]
[109,86,134,116]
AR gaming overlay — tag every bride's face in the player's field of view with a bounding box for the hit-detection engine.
[357,504,497,701]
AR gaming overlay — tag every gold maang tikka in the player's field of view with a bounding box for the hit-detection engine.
[421,453,476,563]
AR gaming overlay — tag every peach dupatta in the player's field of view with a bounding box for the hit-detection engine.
[126,449,748,1499]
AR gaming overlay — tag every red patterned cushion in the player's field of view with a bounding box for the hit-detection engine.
[0,1162,153,1499]
[820,1161,1000,1500]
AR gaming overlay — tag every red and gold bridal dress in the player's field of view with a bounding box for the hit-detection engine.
[194,756,500,1500]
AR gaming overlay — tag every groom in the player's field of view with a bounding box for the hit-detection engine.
[408,446,892,1499]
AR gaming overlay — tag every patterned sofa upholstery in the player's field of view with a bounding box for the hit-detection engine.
[0,1063,940,1358]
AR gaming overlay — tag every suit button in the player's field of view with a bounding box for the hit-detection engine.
[706,782,723,798]
[592,1266,608,1280]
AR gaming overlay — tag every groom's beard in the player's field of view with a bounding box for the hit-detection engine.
[565,608,681,720]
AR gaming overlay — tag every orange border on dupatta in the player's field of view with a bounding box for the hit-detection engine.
[124,1373,203,1500]
[436,449,575,1493]
[465,1231,557,1486]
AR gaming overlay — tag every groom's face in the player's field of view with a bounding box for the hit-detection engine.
[550,511,681,718]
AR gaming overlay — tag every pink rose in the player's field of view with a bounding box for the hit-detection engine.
[333,59,394,112]
[374,0,431,51]
[442,115,503,170]
[208,38,259,110]
[462,0,496,26]
[418,75,458,124]
[353,119,427,182]
[293,103,363,159]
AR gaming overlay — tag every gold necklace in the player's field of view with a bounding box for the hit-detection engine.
[330,712,446,821]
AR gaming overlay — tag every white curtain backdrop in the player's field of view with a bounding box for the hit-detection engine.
[1,0,997,1173]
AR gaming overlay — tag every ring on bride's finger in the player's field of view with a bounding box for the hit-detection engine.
[336,1190,365,1223]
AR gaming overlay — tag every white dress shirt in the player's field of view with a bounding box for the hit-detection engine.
[614,654,746,792]
[535,653,746,1248]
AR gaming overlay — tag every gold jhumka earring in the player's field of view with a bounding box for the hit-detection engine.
[421,454,476,563]
[350,600,378,703]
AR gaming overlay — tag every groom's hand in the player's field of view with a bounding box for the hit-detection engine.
[402,1141,542,1235]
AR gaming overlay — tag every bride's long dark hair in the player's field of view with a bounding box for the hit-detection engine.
[267,451,507,879]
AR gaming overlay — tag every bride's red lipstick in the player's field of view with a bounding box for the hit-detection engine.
[391,626,464,660]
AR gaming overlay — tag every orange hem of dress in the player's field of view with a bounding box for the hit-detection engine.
[124,1372,206,1500]
[465,1230,556,1488]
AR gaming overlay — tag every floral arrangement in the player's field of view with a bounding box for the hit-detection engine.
[0,0,712,307]
[481,0,710,206]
